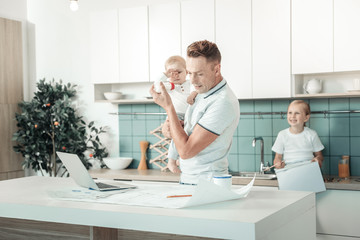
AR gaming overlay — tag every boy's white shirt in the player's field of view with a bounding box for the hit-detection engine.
[272,127,324,164]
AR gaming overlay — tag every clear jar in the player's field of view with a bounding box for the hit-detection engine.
[338,155,350,179]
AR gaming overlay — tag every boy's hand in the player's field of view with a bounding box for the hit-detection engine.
[164,69,180,81]
[162,120,171,139]
[161,119,184,139]
[187,91,198,105]
[187,95,195,105]
[274,161,285,169]
[312,151,323,168]
[273,153,285,169]
[311,157,323,168]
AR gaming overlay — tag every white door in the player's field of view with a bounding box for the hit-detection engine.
[90,10,119,84]
[216,0,252,99]
[181,0,215,57]
[149,2,181,83]
[334,0,360,72]
[292,0,333,74]
[118,6,149,83]
[252,0,291,98]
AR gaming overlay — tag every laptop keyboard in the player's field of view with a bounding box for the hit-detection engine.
[96,182,117,189]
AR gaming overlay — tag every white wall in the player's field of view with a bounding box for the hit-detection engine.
[0,0,27,20]
[25,0,182,157]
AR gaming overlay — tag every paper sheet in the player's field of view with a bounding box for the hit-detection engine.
[275,161,326,193]
[49,176,255,208]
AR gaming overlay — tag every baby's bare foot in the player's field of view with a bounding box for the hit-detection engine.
[167,161,181,173]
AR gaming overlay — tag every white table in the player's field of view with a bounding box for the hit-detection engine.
[0,176,316,240]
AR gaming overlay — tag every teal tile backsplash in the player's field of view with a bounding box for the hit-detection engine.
[118,98,360,176]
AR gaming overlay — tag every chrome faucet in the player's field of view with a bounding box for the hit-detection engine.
[252,137,265,174]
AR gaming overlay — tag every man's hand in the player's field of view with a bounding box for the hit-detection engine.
[149,82,173,112]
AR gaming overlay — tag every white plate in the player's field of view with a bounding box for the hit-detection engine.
[347,89,360,93]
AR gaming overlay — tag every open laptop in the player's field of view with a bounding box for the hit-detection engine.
[56,151,136,191]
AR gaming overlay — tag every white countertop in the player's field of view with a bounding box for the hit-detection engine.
[89,169,360,190]
[0,176,316,239]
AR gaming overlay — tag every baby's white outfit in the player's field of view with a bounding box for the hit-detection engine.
[159,76,193,161]
[157,74,192,119]
[272,127,324,165]
[168,80,192,119]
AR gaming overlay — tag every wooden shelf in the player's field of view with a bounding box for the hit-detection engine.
[95,98,154,104]
[295,92,360,98]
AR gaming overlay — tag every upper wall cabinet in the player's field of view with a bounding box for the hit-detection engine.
[90,10,119,84]
[149,2,181,83]
[216,0,252,99]
[292,0,360,74]
[181,0,215,57]
[334,0,360,72]
[252,0,291,98]
[292,0,333,74]
[118,6,149,83]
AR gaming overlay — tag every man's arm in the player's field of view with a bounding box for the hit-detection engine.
[150,83,218,159]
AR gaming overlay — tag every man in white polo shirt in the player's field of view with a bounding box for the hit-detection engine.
[150,40,240,184]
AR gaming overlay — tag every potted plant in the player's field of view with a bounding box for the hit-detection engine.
[12,79,108,177]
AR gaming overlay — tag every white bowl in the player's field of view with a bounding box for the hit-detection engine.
[103,157,133,170]
[104,92,123,100]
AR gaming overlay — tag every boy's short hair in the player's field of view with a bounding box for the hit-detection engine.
[165,55,186,70]
[289,100,311,115]
[186,40,221,63]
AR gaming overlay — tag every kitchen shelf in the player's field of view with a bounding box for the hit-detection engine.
[295,91,360,98]
[293,71,360,97]
[95,99,154,104]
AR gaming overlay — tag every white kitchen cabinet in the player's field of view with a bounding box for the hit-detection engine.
[334,0,360,72]
[215,0,252,99]
[148,2,181,83]
[90,10,119,84]
[252,0,291,98]
[181,0,215,57]
[316,190,360,239]
[292,0,333,74]
[118,6,149,83]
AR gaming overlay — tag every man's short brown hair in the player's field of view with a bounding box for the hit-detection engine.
[187,40,221,63]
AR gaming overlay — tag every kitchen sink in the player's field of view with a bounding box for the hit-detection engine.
[230,172,277,180]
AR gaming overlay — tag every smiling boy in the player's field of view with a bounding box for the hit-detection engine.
[272,100,324,169]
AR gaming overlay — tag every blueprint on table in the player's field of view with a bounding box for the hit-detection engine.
[49,175,255,208]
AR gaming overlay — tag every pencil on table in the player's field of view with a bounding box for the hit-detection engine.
[166,194,192,198]
[264,161,285,171]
